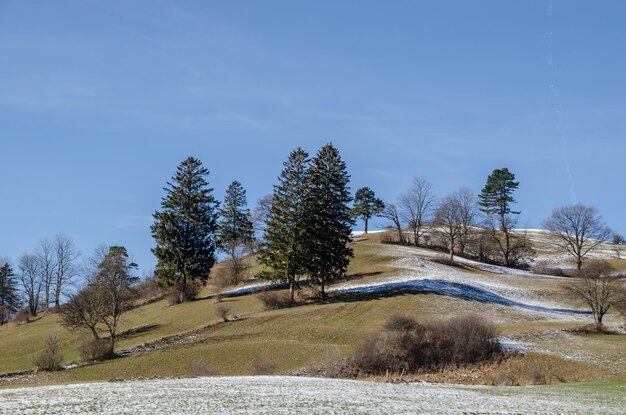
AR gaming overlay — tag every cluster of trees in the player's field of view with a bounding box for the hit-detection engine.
[362,168,533,267]
[259,144,353,301]
[0,235,79,325]
[150,157,256,303]
[369,168,619,274]
[150,145,354,304]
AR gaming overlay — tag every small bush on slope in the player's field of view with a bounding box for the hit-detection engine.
[257,291,293,310]
[33,333,63,371]
[353,314,501,375]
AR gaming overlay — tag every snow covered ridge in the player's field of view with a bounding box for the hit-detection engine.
[0,376,622,415]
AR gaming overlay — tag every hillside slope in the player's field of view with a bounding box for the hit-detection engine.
[1,231,625,387]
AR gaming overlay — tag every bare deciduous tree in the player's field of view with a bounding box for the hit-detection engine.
[53,234,79,312]
[61,246,137,353]
[483,215,534,267]
[543,204,612,272]
[565,261,625,326]
[36,239,56,313]
[456,188,479,257]
[399,177,436,246]
[433,192,464,261]
[18,254,42,316]
[382,203,404,244]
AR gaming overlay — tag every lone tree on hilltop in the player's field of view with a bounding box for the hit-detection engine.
[399,177,436,246]
[0,263,20,325]
[352,187,384,234]
[478,168,520,228]
[479,168,530,266]
[218,180,255,283]
[303,144,354,298]
[259,148,310,302]
[151,157,219,302]
[543,204,612,272]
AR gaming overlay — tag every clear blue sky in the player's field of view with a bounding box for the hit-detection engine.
[1,1,624,274]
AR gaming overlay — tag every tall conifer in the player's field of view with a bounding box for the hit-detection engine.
[303,144,354,298]
[0,263,19,325]
[151,157,219,302]
[258,148,310,302]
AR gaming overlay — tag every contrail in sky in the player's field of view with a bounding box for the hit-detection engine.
[548,1,577,203]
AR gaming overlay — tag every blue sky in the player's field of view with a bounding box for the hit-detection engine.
[1,1,625,274]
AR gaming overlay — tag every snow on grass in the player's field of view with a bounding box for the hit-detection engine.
[332,256,586,319]
[0,376,623,415]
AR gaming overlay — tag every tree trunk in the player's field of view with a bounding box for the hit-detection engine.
[289,282,295,303]
[319,282,326,299]
[449,249,454,261]
[364,217,369,234]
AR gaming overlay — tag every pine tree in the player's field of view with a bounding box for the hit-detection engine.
[218,181,255,257]
[218,181,255,283]
[259,148,310,302]
[303,144,354,298]
[0,263,20,325]
[478,168,526,266]
[352,187,384,234]
[478,168,520,230]
[151,157,219,302]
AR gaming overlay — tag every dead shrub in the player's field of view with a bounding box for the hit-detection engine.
[258,291,293,310]
[14,309,30,324]
[352,314,501,375]
[383,314,418,333]
[214,303,230,322]
[79,338,113,362]
[250,355,277,375]
[33,333,63,371]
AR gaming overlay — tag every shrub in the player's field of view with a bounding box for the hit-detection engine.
[353,314,501,375]
[383,314,418,333]
[79,338,113,362]
[214,303,230,322]
[33,333,63,371]
[258,291,293,310]
[250,355,277,375]
[14,309,30,324]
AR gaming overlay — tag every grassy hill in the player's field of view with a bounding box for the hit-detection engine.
[1,231,625,388]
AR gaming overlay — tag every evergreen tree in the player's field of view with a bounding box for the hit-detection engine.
[218,181,255,257]
[151,157,219,302]
[478,168,526,266]
[0,263,20,325]
[303,144,354,298]
[258,148,310,302]
[218,181,255,284]
[478,168,520,229]
[351,187,384,234]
